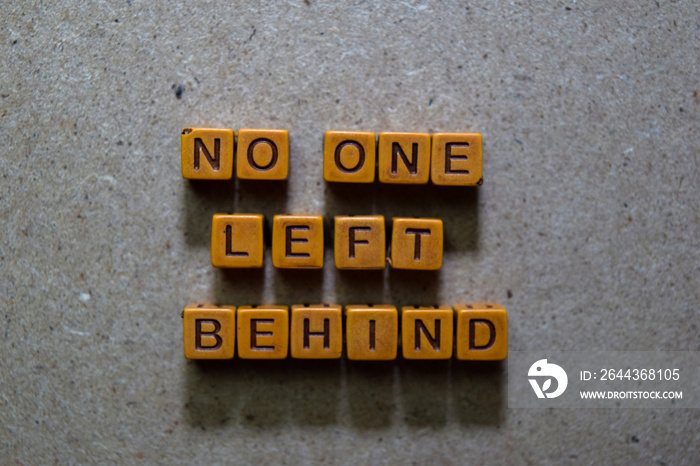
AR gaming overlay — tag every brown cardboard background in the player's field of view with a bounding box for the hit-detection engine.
[1,1,698,463]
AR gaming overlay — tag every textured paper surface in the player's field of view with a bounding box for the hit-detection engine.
[1,1,698,463]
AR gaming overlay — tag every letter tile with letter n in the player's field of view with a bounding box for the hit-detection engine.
[237,305,289,359]
[272,214,324,268]
[345,304,398,361]
[323,131,376,183]
[389,217,443,270]
[183,303,236,359]
[455,303,508,361]
[211,214,264,268]
[430,133,483,186]
[290,304,343,359]
[236,128,289,180]
[378,132,431,184]
[334,215,386,270]
[401,306,454,360]
[181,128,234,180]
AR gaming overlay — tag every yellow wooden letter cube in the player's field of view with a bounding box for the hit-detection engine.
[181,128,234,180]
[377,132,431,184]
[323,131,376,183]
[334,215,386,270]
[455,303,508,361]
[236,128,289,180]
[290,304,343,359]
[183,303,236,359]
[346,305,398,361]
[430,133,483,186]
[211,214,264,268]
[401,306,453,360]
[389,217,443,270]
[272,215,324,269]
[237,305,289,359]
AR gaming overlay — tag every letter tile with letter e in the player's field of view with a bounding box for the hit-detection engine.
[430,133,483,186]
[290,304,343,359]
[455,303,507,361]
[272,214,324,268]
[183,303,236,359]
[237,305,289,359]
[401,306,453,360]
[181,128,234,180]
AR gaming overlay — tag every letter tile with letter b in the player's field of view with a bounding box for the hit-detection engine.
[183,303,236,359]
[401,306,453,360]
[272,215,324,269]
[455,303,508,361]
[181,128,234,180]
[378,132,431,184]
[290,304,343,359]
[236,128,289,180]
[346,304,398,361]
[430,133,483,186]
[323,131,376,183]
[237,305,289,359]
[389,217,443,270]
[211,214,264,268]
[334,215,386,270]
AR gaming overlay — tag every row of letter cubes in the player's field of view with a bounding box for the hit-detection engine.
[184,303,507,361]
[182,128,482,186]
[212,214,442,270]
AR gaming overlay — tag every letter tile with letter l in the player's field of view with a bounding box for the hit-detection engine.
[290,304,343,359]
[401,306,453,360]
[345,304,398,361]
[323,131,376,183]
[236,128,289,180]
[183,303,236,359]
[454,303,508,361]
[272,214,324,268]
[211,214,264,268]
[389,217,443,270]
[237,305,289,359]
[430,133,483,186]
[181,128,234,180]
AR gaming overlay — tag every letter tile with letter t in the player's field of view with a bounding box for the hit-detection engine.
[183,303,236,359]
[272,214,324,268]
[181,128,234,180]
[237,305,289,359]
[290,304,343,359]
[389,217,443,270]
[454,303,508,361]
[401,306,454,360]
